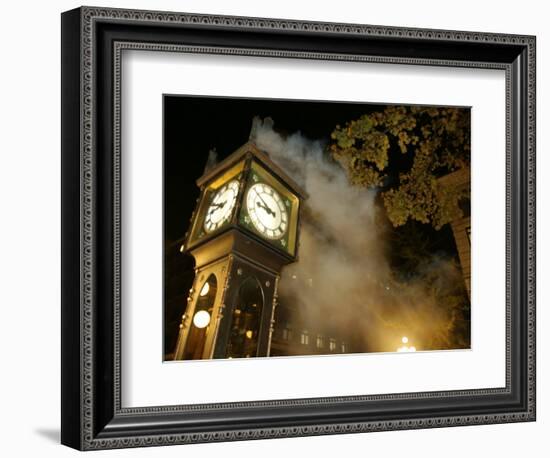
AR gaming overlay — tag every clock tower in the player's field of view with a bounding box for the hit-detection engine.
[173,142,306,360]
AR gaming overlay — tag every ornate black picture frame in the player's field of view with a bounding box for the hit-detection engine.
[61,6,536,450]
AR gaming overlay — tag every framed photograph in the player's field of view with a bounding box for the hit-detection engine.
[61,6,536,450]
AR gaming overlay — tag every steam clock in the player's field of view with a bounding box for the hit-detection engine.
[173,142,306,360]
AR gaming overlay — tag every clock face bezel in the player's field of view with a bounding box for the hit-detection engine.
[245,182,289,240]
[238,160,300,256]
[186,160,246,248]
[203,179,240,233]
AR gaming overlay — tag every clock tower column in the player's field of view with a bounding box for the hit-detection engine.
[173,142,306,360]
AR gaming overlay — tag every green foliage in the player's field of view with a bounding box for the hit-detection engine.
[330,106,470,229]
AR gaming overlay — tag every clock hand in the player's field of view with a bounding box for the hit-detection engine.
[254,190,275,216]
[256,201,275,217]
[210,200,226,210]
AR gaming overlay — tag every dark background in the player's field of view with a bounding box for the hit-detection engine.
[163,95,460,356]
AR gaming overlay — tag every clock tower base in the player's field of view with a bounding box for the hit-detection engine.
[174,229,287,360]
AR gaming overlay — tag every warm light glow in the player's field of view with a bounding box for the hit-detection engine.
[199,281,210,297]
[179,244,185,253]
[397,336,416,352]
[397,346,416,352]
[193,310,210,328]
[245,330,253,339]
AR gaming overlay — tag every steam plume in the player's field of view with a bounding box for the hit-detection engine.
[250,117,467,353]
[203,148,218,174]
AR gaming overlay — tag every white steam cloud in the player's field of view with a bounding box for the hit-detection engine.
[250,117,467,353]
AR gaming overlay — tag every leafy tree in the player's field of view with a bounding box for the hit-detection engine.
[330,106,470,229]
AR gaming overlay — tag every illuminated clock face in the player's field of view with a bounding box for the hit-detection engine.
[204,180,240,233]
[246,183,288,239]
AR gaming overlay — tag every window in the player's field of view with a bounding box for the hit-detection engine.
[300,330,309,345]
[316,335,324,349]
[329,338,336,351]
[282,327,291,341]
[226,277,264,359]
